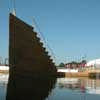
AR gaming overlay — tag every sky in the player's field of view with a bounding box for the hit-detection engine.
[0,0,100,64]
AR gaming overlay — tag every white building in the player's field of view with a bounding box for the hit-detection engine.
[86,59,100,68]
[0,66,9,71]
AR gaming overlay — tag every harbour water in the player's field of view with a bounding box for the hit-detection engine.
[0,74,8,100]
[0,74,100,100]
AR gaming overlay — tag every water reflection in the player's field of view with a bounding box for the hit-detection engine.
[0,74,8,100]
[1,74,100,100]
[6,75,56,100]
[57,78,100,94]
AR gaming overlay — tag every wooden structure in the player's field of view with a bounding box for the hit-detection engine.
[9,13,57,78]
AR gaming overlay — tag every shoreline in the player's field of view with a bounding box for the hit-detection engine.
[58,69,100,78]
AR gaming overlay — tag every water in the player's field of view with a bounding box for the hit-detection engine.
[46,78,100,100]
[0,74,8,100]
[0,74,100,100]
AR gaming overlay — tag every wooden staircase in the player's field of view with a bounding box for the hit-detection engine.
[9,13,57,78]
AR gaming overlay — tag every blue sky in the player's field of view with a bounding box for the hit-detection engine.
[0,0,100,64]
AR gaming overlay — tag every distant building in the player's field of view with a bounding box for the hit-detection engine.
[86,59,100,68]
[65,60,86,69]
[0,57,9,66]
[0,57,3,65]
